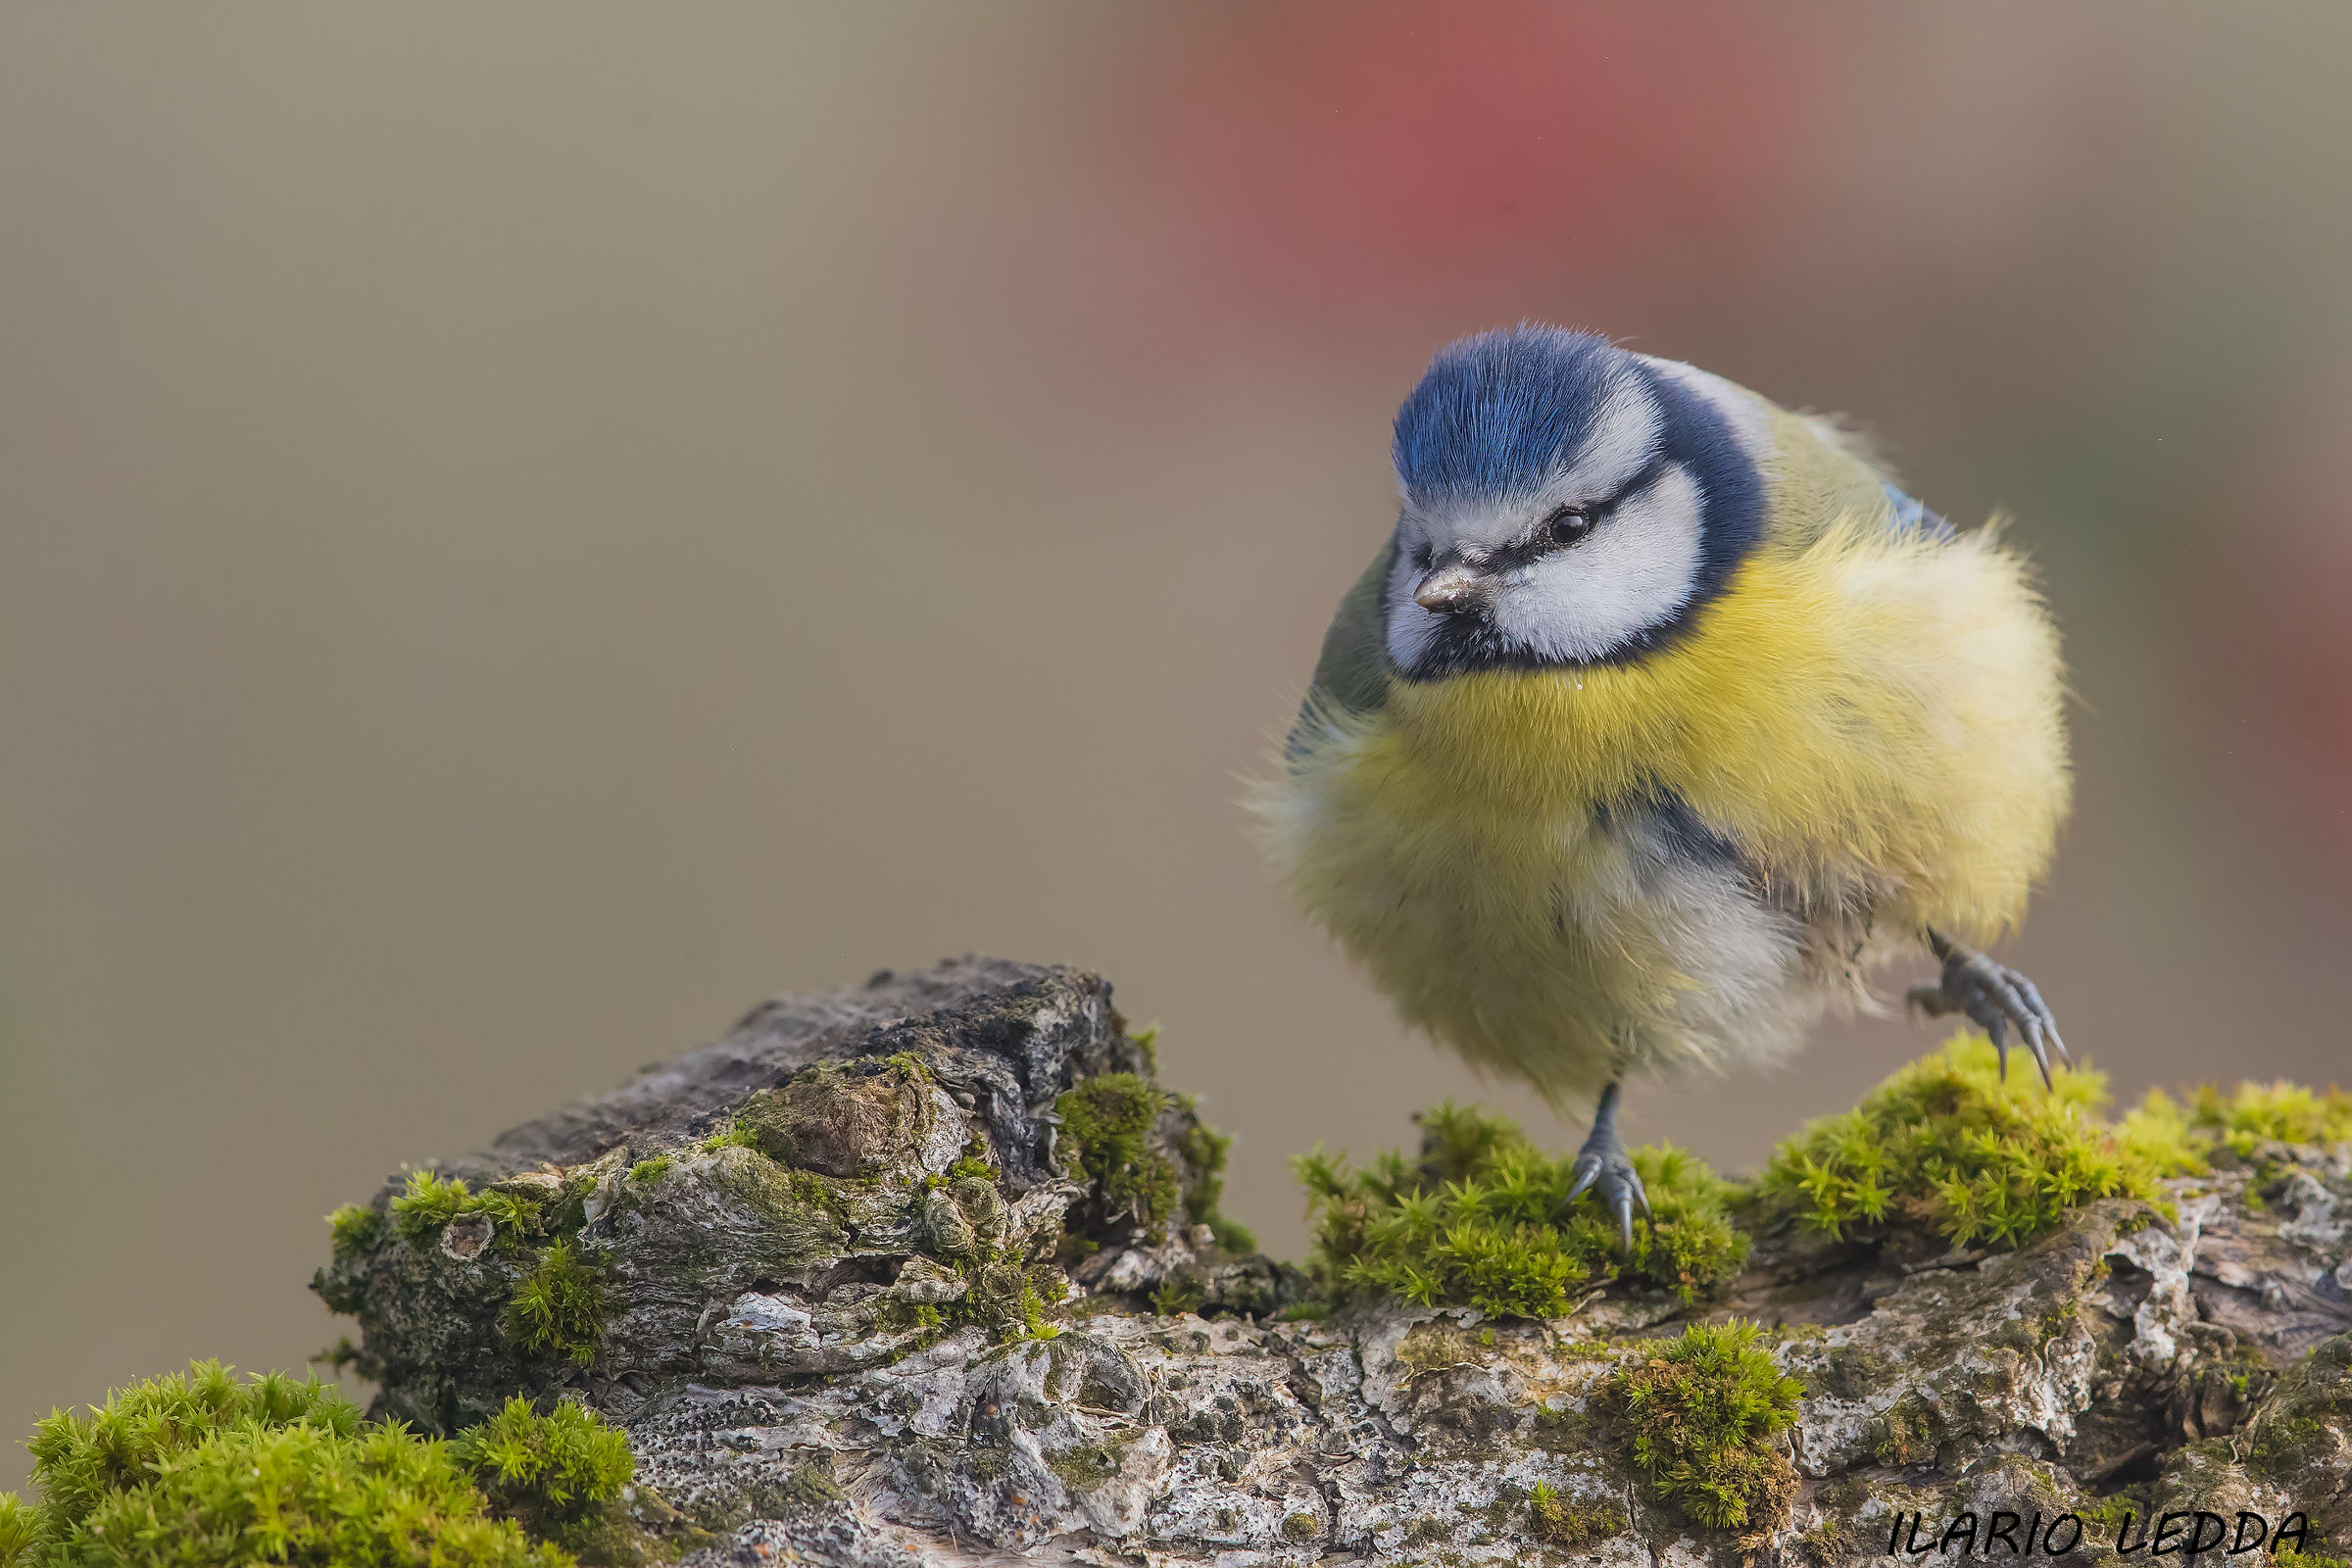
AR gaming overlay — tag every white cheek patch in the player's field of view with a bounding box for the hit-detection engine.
[1383,368,1700,670]
[1490,465,1705,663]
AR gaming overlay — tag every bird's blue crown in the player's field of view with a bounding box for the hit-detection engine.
[1391,325,1626,506]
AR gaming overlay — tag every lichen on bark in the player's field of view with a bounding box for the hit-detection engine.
[269,958,2352,1564]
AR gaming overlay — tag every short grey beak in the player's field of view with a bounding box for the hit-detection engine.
[1413,564,1487,613]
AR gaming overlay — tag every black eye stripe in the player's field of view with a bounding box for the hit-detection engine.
[1385,352,1765,678]
[1478,454,1675,570]
[1398,451,1680,585]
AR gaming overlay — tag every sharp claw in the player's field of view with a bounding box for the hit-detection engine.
[2016,983,2067,1063]
[2022,1019,2054,1090]
[1924,934,2069,1089]
[1630,1175,1653,1222]
[1565,1162,1599,1204]
[1614,1190,1635,1254]
[1985,972,2033,1024]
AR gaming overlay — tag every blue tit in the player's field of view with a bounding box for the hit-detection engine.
[1256,323,2071,1248]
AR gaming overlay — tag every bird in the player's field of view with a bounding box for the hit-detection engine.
[1256,323,2071,1250]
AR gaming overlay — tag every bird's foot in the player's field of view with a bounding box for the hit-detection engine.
[1566,1117,1651,1255]
[1908,930,2067,1088]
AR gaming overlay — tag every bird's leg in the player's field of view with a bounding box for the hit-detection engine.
[1565,1080,1651,1254]
[1907,927,2068,1088]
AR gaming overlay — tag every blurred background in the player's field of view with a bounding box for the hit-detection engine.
[4,4,2349,1485]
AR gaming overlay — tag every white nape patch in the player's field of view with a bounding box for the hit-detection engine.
[1638,354,1771,459]
[1491,465,1705,664]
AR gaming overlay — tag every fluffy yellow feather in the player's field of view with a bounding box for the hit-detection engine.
[1260,391,2069,1109]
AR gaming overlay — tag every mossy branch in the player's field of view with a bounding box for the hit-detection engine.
[502,1242,610,1369]
[1612,1320,1803,1541]
[0,1362,636,1568]
[1293,1102,1748,1316]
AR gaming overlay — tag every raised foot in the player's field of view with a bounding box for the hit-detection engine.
[1565,1120,1652,1254]
[1908,930,2068,1088]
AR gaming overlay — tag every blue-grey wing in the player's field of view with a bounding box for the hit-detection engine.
[1882,481,1954,541]
[1285,536,1396,764]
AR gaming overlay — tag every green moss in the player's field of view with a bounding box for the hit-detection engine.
[1526,1482,1623,1549]
[1396,1320,1474,1380]
[312,1336,366,1375]
[326,1203,384,1262]
[379,1170,548,1258]
[1178,1116,1230,1222]
[1001,1268,1064,1342]
[1149,1275,1206,1317]
[1049,1051,1257,1257]
[504,1242,609,1369]
[1168,1090,1264,1254]
[391,1169,479,1244]
[1281,1511,1321,1543]
[2077,1487,2150,1544]
[1293,1102,1749,1317]
[451,1396,634,1552]
[1055,1073,1182,1236]
[1612,1320,1802,1537]
[876,1297,947,1335]
[2114,1091,2214,1178]
[627,1155,675,1185]
[1866,1393,1943,1466]
[1752,1035,2164,1250]
[945,1142,999,1186]
[1797,1515,1853,1566]
[734,1058,938,1179]
[782,1166,851,1221]
[698,1120,760,1153]
[779,1463,845,1508]
[2130,1080,2352,1168]
[0,1495,40,1567]
[1767,1047,2347,1255]
[1128,1022,1161,1077]
[1528,1403,1591,1451]
[1045,1443,1121,1491]
[2246,1414,2334,1483]
[684,1149,845,1266]
[1206,1214,1258,1253]
[476,1191,550,1256]
[1,1360,594,1567]
[1171,1104,1259,1254]
[920,1260,1065,1344]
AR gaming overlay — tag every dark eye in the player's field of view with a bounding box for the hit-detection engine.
[1544,505,1595,547]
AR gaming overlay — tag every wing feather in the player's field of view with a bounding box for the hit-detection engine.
[1285,536,1396,761]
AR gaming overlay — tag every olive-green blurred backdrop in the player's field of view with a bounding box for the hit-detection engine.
[6,5,2350,1488]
